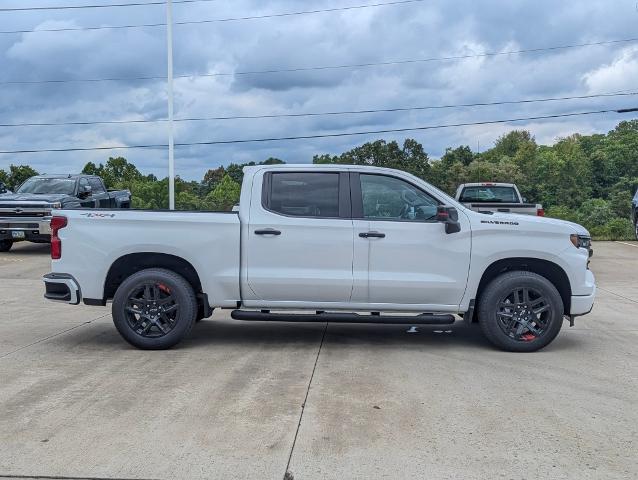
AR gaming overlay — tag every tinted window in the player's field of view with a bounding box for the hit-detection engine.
[88,177,105,193]
[268,172,339,217]
[360,174,438,221]
[459,186,519,203]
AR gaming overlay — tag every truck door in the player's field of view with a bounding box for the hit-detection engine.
[350,173,471,308]
[245,170,354,304]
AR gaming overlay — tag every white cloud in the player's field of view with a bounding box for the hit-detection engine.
[583,45,638,93]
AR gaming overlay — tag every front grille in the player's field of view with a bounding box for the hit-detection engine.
[0,203,49,209]
[0,211,46,218]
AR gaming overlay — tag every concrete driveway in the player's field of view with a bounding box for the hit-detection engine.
[0,241,636,480]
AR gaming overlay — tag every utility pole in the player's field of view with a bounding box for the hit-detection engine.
[166,0,175,210]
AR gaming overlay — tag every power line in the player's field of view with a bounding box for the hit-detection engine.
[1,91,636,128]
[0,0,220,12]
[3,37,637,85]
[1,108,636,154]
[0,0,426,34]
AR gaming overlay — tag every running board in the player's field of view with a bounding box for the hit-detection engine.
[230,310,455,324]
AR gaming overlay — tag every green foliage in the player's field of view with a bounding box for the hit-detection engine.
[204,174,241,211]
[313,139,430,179]
[1,165,40,190]
[5,119,638,240]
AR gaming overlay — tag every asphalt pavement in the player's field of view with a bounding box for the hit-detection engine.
[0,241,636,480]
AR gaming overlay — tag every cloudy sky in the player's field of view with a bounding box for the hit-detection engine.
[0,0,637,180]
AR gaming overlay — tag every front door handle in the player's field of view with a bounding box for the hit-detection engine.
[255,228,281,236]
[359,231,385,238]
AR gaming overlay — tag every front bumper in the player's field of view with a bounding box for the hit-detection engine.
[0,216,52,240]
[570,269,596,316]
[43,273,80,305]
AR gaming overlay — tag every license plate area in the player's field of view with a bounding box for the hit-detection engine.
[11,230,25,239]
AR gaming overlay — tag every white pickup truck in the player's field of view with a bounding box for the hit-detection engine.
[455,182,544,216]
[43,164,595,352]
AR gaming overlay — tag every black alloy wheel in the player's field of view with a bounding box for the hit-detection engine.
[112,268,197,349]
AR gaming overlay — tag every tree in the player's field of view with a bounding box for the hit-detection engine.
[441,145,475,166]
[81,161,104,177]
[204,174,241,210]
[202,166,226,192]
[313,139,430,179]
[7,164,39,190]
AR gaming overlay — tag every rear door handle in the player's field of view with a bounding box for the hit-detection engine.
[359,231,385,238]
[254,228,281,236]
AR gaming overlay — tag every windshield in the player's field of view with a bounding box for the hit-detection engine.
[16,178,76,195]
[459,186,519,203]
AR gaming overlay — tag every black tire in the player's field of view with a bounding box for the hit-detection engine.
[0,240,13,252]
[478,271,564,352]
[112,268,197,349]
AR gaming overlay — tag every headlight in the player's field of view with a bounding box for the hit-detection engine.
[570,234,593,256]
[50,202,62,209]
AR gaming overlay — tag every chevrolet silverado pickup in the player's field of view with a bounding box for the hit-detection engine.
[0,174,130,251]
[456,182,544,216]
[43,165,595,352]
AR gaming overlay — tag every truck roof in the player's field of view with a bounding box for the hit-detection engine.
[245,163,417,174]
[30,174,91,179]
[457,182,517,188]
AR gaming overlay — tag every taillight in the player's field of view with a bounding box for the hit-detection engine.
[537,208,545,216]
[50,216,67,260]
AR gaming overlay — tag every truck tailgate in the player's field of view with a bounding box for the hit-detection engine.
[51,209,241,306]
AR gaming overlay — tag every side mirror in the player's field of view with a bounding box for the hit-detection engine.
[437,205,461,234]
[79,185,92,198]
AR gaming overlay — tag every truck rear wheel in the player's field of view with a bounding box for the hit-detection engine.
[112,268,197,349]
[0,240,13,252]
[478,271,564,352]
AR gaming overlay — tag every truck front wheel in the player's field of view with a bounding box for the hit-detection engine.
[112,268,197,349]
[478,271,564,352]
[0,239,13,252]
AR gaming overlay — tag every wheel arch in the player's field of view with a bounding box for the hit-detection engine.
[104,252,203,302]
[472,257,572,321]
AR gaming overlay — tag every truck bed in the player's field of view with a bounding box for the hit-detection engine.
[54,209,241,306]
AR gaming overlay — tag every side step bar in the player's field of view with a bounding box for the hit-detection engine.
[230,310,455,325]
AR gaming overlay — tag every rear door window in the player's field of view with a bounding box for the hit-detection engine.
[266,172,340,218]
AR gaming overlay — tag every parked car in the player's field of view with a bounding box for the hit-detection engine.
[0,174,130,252]
[455,182,544,216]
[43,164,595,352]
[632,188,638,240]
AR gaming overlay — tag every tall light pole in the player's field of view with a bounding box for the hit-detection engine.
[166,0,175,210]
